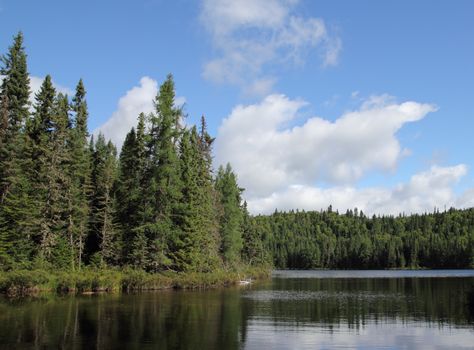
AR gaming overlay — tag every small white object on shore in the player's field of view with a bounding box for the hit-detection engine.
[239,279,252,285]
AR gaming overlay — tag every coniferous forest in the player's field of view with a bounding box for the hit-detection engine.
[0,32,267,275]
[0,32,473,281]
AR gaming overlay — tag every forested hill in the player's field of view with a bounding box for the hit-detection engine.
[254,207,474,269]
[1,33,473,273]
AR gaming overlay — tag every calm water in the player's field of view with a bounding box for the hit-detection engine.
[1,270,474,349]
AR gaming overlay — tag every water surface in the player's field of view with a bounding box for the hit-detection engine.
[1,270,474,349]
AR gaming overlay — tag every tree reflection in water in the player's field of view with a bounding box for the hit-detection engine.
[1,274,473,349]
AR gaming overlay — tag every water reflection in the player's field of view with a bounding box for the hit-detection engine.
[0,271,473,349]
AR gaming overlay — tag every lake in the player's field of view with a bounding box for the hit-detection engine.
[1,270,474,349]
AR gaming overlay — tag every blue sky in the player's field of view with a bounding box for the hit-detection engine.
[1,0,473,214]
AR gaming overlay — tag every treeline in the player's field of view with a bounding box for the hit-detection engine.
[0,32,268,272]
[256,206,474,269]
[1,33,473,273]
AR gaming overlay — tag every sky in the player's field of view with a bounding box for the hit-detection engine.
[1,0,473,215]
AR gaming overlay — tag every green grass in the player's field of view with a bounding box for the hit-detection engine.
[0,265,271,297]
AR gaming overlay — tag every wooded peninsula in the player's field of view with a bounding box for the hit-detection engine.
[1,33,473,295]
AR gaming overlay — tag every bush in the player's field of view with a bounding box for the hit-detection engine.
[0,270,51,296]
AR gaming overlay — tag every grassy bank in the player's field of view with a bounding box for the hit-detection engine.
[0,265,271,297]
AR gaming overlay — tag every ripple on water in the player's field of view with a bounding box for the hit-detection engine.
[242,290,405,302]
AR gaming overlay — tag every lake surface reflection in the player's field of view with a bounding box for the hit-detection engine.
[1,270,474,349]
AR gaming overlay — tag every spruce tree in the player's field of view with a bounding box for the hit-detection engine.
[195,118,220,268]
[68,79,92,269]
[42,93,72,267]
[0,31,30,206]
[215,163,244,266]
[88,135,119,266]
[29,75,57,261]
[0,32,33,267]
[128,113,149,267]
[138,75,183,271]
[174,129,198,270]
[116,115,146,264]
[176,126,220,271]
[0,32,30,133]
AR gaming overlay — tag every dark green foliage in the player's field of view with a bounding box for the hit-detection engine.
[242,202,269,266]
[68,79,92,269]
[0,32,32,268]
[260,207,474,269]
[116,114,146,265]
[137,75,184,271]
[27,75,58,261]
[175,126,220,271]
[215,164,244,265]
[88,135,119,266]
[0,32,30,139]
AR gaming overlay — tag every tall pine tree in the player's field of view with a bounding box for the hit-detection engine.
[0,32,31,267]
[68,79,92,269]
[137,75,183,271]
[116,114,146,264]
[28,75,57,261]
[215,164,244,266]
[175,126,219,271]
[88,135,119,266]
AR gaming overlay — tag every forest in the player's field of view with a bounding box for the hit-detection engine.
[258,207,474,269]
[1,32,473,277]
[0,32,267,274]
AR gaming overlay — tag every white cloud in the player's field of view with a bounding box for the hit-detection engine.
[248,165,469,215]
[201,0,293,35]
[455,187,474,208]
[215,94,474,215]
[323,36,342,67]
[243,77,277,97]
[215,94,437,198]
[94,76,158,150]
[201,0,341,94]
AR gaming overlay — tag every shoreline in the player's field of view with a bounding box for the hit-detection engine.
[0,266,271,297]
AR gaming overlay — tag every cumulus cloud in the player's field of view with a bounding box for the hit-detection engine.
[215,94,474,215]
[200,0,341,94]
[94,77,158,150]
[215,94,437,198]
[248,165,469,215]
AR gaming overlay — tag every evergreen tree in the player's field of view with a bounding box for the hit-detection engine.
[175,127,219,271]
[215,164,244,265]
[88,135,119,266]
[116,114,146,264]
[0,31,30,217]
[27,75,57,261]
[0,32,30,135]
[68,79,92,269]
[0,33,34,266]
[138,75,183,271]
[41,93,72,267]
[195,117,221,268]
